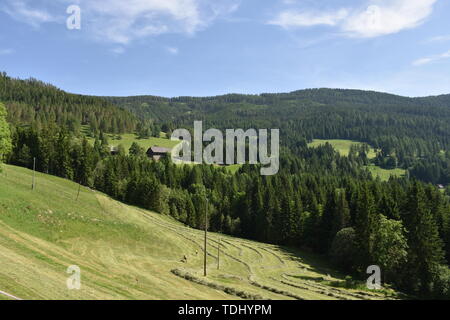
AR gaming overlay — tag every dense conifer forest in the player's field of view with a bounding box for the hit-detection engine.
[108,90,450,184]
[0,73,137,134]
[1,75,449,298]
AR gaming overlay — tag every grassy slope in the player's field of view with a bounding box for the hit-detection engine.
[309,139,405,181]
[0,165,397,300]
[308,139,377,159]
[86,133,179,154]
[366,165,406,182]
[85,131,242,174]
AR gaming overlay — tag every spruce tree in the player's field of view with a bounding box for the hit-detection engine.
[403,181,445,294]
[354,183,377,267]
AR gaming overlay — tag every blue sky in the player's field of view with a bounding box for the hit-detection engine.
[0,0,449,97]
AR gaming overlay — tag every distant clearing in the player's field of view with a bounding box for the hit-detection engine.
[308,139,377,159]
[366,165,406,182]
[86,133,180,154]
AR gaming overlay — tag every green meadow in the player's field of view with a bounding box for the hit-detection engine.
[0,165,398,300]
[86,133,180,154]
[366,165,406,182]
[308,139,377,159]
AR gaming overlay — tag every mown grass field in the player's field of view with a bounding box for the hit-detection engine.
[86,133,180,154]
[0,165,399,300]
[366,165,406,182]
[308,139,377,159]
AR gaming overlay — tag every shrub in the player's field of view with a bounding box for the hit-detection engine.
[330,227,357,272]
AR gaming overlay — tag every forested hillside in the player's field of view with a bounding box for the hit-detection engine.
[108,90,450,184]
[0,73,137,134]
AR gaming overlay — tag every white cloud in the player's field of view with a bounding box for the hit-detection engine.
[81,0,239,44]
[269,9,348,28]
[1,0,58,27]
[343,0,436,38]
[1,0,239,44]
[81,0,203,43]
[412,57,433,66]
[413,50,450,66]
[270,0,437,38]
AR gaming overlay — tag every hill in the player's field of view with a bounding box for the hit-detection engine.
[107,88,450,184]
[0,72,137,134]
[106,88,450,125]
[0,164,397,300]
[2,73,449,184]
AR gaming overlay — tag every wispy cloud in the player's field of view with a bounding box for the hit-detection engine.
[413,50,450,66]
[81,0,204,43]
[427,35,450,43]
[269,0,437,38]
[1,0,239,44]
[111,47,125,55]
[166,47,179,55]
[269,9,348,28]
[1,0,59,27]
[0,49,14,55]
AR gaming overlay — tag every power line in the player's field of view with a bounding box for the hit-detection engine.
[204,197,208,277]
[217,237,220,270]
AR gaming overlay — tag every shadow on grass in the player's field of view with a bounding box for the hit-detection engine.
[273,245,408,299]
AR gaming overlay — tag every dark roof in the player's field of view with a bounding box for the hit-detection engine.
[148,146,171,154]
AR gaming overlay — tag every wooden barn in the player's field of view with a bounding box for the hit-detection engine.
[147,146,171,161]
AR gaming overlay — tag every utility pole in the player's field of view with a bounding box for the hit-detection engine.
[217,237,220,270]
[204,197,208,277]
[32,157,36,190]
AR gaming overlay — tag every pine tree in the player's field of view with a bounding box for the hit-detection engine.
[280,194,294,244]
[403,181,445,295]
[318,189,338,252]
[129,142,145,157]
[333,189,351,234]
[354,184,377,267]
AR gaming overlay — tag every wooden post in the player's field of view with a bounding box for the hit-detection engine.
[204,197,208,277]
[76,183,81,201]
[217,237,220,270]
[32,157,36,190]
